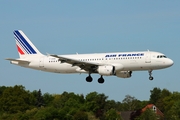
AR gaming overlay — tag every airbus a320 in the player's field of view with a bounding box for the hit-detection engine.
[6,30,174,84]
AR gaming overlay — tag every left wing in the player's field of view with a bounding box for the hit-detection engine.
[50,54,105,73]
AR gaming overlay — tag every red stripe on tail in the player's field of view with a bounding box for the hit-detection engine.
[16,45,25,55]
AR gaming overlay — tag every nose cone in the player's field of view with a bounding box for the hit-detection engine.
[166,59,174,67]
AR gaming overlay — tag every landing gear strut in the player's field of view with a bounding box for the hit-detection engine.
[98,75,104,84]
[148,70,153,80]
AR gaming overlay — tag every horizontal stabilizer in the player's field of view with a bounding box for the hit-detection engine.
[5,58,30,64]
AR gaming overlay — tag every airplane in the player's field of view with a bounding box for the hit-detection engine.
[6,30,174,84]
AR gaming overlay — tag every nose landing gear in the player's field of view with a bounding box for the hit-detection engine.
[148,70,154,80]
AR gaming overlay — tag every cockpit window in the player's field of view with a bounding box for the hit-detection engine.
[157,55,167,58]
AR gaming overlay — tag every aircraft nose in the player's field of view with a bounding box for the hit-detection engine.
[167,59,174,67]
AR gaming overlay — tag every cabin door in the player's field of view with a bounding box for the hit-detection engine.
[39,57,44,67]
[145,52,151,63]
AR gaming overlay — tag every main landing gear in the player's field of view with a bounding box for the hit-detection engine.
[98,75,104,84]
[86,75,93,82]
[86,74,105,84]
[148,70,154,80]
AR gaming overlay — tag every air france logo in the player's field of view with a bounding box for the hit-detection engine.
[105,53,144,57]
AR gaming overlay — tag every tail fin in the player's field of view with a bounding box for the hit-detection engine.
[13,30,43,58]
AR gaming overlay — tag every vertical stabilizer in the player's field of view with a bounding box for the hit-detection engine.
[13,30,43,58]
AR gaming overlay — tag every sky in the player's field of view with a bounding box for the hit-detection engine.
[1,1,180,102]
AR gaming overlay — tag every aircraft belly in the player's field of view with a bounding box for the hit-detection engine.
[121,60,152,71]
[44,63,77,73]
[150,60,166,70]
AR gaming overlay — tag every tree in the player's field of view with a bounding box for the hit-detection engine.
[34,107,59,120]
[51,94,63,109]
[35,89,44,107]
[167,100,180,120]
[122,95,140,111]
[85,92,108,118]
[0,86,8,112]
[155,89,172,113]
[149,87,161,104]
[0,85,35,113]
[104,100,116,111]
[135,108,158,120]
[164,92,180,119]
[43,92,54,106]
[73,111,88,120]
[115,101,123,111]
[0,86,7,97]
[105,108,122,120]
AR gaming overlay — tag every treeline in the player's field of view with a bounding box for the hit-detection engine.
[0,85,180,120]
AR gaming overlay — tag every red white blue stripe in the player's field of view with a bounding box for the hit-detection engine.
[14,30,37,55]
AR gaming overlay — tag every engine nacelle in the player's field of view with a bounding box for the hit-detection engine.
[97,65,115,76]
[116,71,132,78]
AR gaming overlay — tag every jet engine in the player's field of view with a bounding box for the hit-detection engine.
[116,71,132,78]
[97,65,115,76]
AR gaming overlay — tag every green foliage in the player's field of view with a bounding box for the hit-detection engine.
[0,85,34,113]
[167,100,180,120]
[0,86,6,96]
[85,92,108,118]
[149,87,162,104]
[43,92,54,106]
[73,111,88,120]
[135,108,158,120]
[0,85,180,120]
[105,108,122,120]
[163,92,180,119]
[153,88,172,113]
[34,107,59,120]
[122,95,140,111]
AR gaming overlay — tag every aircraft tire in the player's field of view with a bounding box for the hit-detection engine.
[149,76,153,80]
[86,76,93,82]
[98,77,104,84]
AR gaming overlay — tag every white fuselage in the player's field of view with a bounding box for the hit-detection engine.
[13,51,173,75]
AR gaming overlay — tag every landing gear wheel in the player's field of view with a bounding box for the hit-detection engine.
[86,75,93,82]
[98,76,104,84]
[149,76,154,80]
